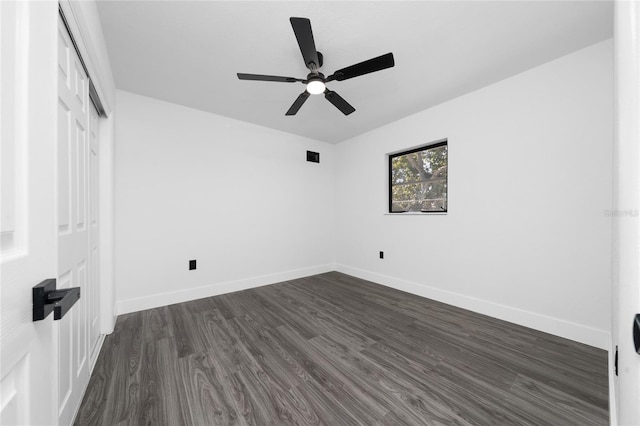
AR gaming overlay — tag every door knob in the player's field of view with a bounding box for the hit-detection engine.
[33,279,80,321]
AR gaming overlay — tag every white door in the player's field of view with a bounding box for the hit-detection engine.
[57,13,94,426]
[1,2,59,425]
[613,1,640,425]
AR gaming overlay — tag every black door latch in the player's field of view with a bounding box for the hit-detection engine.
[33,279,80,321]
[634,314,640,354]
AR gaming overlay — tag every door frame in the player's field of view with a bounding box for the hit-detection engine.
[612,1,640,425]
[58,0,116,336]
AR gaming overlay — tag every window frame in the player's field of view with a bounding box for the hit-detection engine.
[388,139,448,214]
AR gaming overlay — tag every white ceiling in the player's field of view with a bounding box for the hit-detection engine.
[97,1,613,144]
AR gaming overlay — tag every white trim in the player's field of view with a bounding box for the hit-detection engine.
[336,264,610,350]
[116,264,336,315]
[612,1,640,424]
[98,117,116,334]
[117,262,610,350]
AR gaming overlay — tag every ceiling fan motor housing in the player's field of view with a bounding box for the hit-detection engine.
[307,72,325,82]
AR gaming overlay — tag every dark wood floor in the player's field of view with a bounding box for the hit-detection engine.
[75,272,609,425]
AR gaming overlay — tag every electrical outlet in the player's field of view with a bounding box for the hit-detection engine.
[189,260,196,270]
[379,251,384,259]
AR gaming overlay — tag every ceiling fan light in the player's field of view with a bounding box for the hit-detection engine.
[306,80,325,95]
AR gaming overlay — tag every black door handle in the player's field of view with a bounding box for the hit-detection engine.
[634,314,640,354]
[33,279,80,321]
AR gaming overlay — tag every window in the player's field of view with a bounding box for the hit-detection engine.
[389,140,448,213]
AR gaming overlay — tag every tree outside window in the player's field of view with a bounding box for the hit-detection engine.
[389,141,447,213]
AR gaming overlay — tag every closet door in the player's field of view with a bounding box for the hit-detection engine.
[57,13,92,425]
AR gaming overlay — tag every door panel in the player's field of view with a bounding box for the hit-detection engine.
[1,2,58,424]
[57,14,91,426]
[58,100,72,235]
[0,357,27,425]
[75,259,87,375]
[0,1,18,254]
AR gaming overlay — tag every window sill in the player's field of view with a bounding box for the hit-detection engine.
[384,212,447,216]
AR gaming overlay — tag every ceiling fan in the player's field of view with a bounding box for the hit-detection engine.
[237,17,395,116]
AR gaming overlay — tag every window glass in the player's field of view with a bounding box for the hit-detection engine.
[389,141,447,213]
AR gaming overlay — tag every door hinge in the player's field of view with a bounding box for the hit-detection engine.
[614,345,618,376]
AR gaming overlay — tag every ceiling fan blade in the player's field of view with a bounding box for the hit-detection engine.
[286,91,311,116]
[327,52,395,82]
[324,90,355,115]
[237,73,304,83]
[290,17,320,70]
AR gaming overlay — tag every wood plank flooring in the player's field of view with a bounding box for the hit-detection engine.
[75,272,609,425]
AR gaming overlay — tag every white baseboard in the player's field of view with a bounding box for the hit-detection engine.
[116,263,336,315]
[336,264,609,350]
[116,262,609,350]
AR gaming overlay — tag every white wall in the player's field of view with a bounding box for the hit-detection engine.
[335,40,613,349]
[114,41,613,349]
[114,90,335,314]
